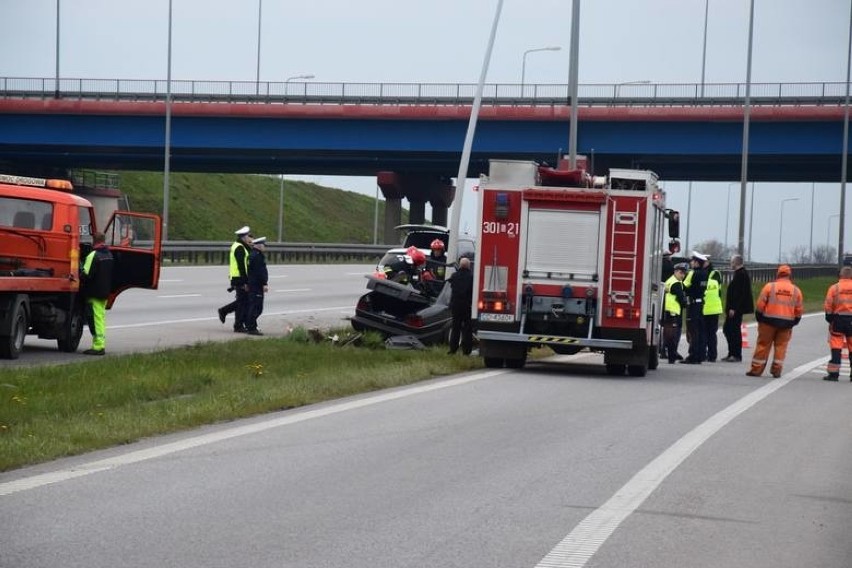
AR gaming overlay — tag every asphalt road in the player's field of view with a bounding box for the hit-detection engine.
[1,283,850,567]
[5,263,374,366]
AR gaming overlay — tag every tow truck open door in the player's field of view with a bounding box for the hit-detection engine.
[103,211,162,308]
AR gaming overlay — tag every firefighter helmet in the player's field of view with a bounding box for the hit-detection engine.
[406,246,426,267]
[430,239,445,252]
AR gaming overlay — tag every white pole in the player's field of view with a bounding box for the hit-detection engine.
[809,182,815,261]
[737,0,755,257]
[839,0,852,264]
[373,184,380,245]
[162,0,173,242]
[748,182,755,260]
[55,0,60,97]
[277,175,284,242]
[567,0,581,169]
[447,0,504,263]
[700,0,709,97]
[686,181,693,253]
[255,0,262,96]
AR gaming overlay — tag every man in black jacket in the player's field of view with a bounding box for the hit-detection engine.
[244,237,269,336]
[681,251,709,364]
[447,257,474,355]
[722,254,755,362]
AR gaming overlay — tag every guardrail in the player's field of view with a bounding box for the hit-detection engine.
[2,78,848,107]
[161,241,389,265]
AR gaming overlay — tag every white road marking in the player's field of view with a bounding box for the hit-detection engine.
[346,272,371,276]
[273,288,311,293]
[157,279,184,283]
[0,370,508,497]
[534,356,824,568]
[157,294,202,299]
[108,306,352,329]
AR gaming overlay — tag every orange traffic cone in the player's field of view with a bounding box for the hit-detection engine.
[741,324,751,349]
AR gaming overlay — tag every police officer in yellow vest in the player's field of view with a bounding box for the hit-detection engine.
[703,258,724,362]
[663,263,688,363]
[217,226,252,332]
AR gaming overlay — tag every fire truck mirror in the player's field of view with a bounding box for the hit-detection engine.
[666,209,680,239]
[668,239,681,254]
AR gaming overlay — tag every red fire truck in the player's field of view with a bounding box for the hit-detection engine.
[0,174,162,359]
[473,158,680,376]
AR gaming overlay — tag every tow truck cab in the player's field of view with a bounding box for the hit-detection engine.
[0,174,162,359]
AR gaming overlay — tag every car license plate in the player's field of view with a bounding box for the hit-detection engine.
[479,313,514,323]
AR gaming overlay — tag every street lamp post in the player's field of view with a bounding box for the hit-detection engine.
[520,46,561,94]
[725,182,736,250]
[162,0,173,242]
[255,0,262,95]
[700,0,709,97]
[277,175,284,242]
[829,214,841,250]
[614,80,651,98]
[778,198,799,262]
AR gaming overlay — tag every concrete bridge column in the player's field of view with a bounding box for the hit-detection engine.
[429,183,455,227]
[377,171,404,245]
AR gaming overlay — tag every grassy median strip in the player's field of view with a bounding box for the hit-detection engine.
[0,330,483,472]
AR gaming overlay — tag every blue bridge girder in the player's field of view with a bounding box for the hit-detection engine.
[0,78,849,183]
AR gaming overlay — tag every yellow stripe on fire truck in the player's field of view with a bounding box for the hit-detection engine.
[529,336,580,344]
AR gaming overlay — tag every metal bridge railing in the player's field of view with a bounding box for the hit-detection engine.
[1,77,848,107]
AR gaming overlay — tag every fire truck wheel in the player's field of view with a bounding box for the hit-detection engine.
[627,364,647,377]
[648,347,659,370]
[606,364,626,376]
[505,356,526,369]
[484,357,505,368]
[0,299,28,360]
[58,304,85,353]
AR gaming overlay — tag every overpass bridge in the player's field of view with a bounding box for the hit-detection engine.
[0,78,849,229]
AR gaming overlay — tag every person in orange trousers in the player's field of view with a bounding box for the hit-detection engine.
[747,264,803,378]
[823,266,852,381]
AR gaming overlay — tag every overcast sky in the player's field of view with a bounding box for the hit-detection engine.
[2,0,850,261]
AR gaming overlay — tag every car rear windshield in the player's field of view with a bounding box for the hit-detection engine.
[403,232,448,249]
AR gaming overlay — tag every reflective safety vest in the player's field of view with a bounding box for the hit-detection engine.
[824,278,852,316]
[664,275,683,316]
[229,241,249,279]
[756,278,803,328]
[703,276,723,315]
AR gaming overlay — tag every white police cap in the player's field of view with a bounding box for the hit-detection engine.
[690,250,708,262]
[235,226,251,236]
[252,236,267,245]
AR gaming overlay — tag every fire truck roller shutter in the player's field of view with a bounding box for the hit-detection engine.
[525,209,600,279]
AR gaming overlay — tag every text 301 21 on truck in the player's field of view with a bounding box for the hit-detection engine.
[473,158,680,376]
[0,174,162,359]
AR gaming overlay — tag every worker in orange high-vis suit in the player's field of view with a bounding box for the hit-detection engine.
[747,264,803,378]
[823,266,852,381]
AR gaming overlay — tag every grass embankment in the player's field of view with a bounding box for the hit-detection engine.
[735,275,834,319]
[0,330,481,472]
[117,171,404,242]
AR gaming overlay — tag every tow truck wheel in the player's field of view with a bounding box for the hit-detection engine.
[484,357,505,368]
[57,304,85,353]
[0,299,28,360]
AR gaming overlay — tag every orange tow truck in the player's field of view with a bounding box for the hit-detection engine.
[0,174,162,359]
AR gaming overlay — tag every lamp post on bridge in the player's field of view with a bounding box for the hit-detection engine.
[520,46,561,96]
[829,214,841,251]
[284,74,315,96]
[778,198,799,262]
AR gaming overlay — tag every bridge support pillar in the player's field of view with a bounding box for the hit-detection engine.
[377,172,404,245]
[377,172,456,241]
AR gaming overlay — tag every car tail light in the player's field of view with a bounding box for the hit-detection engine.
[356,297,370,311]
[405,315,424,328]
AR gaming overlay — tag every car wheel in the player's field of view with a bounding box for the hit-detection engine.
[484,357,504,368]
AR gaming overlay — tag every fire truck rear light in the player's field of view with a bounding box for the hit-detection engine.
[615,308,625,318]
[494,301,504,311]
[477,300,485,310]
